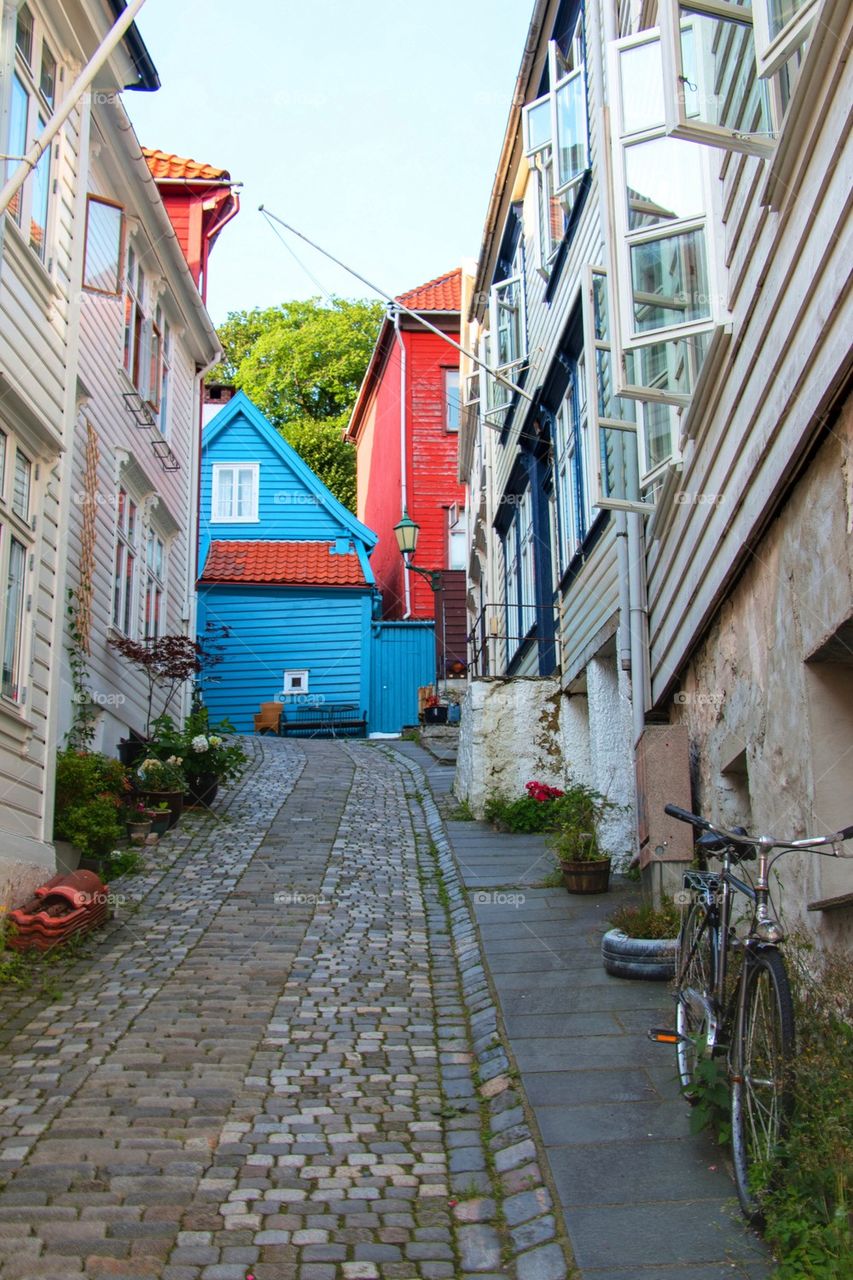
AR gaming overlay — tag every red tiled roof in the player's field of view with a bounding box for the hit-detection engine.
[142,148,230,182]
[396,268,461,312]
[200,541,366,587]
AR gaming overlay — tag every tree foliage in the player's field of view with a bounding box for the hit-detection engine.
[210,297,383,510]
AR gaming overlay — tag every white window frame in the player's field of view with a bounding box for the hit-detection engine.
[112,486,139,637]
[82,194,125,296]
[123,245,148,392]
[658,1,776,157]
[480,332,513,425]
[583,265,678,513]
[753,0,818,78]
[443,367,461,432]
[143,527,167,640]
[0,422,36,707]
[607,27,724,359]
[553,359,594,570]
[6,5,56,264]
[489,253,527,372]
[283,668,309,694]
[518,489,536,637]
[448,504,467,570]
[212,463,260,523]
[533,149,565,276]
[549,25,589,200]
[157,318,172,435]
[12,447,32,521]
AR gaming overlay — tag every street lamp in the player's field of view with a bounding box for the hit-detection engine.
[393,510,442,592]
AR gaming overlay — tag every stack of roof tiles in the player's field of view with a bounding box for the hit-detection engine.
[5,871,110,952]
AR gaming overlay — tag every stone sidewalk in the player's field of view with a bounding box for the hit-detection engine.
[393,739,770,1280]
[0,738,570,1280]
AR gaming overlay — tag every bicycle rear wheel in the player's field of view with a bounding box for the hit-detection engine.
[730,947,795,1221]
[675,901,716,1096]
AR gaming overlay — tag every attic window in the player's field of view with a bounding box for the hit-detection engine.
[212,462,259,522]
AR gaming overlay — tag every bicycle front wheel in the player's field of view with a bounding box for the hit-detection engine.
[675,901,716,1096]
[730,947,795,1221]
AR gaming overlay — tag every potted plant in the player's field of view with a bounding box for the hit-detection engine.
[135,756,187,828]
[109,633,201,760]
[601,897,680,980]
[549,781,618,894]
[423,694,448,725]
[147,703,246,808]
[53,749,130,871]
[125,801,153,845]
[149,801,172,838]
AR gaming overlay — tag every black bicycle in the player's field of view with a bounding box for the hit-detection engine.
[651,803,853,1220]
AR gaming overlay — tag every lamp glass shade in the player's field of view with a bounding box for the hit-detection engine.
[394,511,419,556]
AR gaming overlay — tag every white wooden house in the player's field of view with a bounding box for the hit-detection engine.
[457,0,852,941]
[0,0,158,908]
[58,109,225,757]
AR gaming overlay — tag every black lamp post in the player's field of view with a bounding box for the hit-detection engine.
[393,510,442,592]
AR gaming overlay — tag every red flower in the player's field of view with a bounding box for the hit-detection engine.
[525,780,564,802]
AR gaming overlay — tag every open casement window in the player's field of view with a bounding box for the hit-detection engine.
[583,266,680,512]
[489,241,527,373]
[83,196,124,295]
[658,1,775,156]
[7,4,56,262]
[549,23,589,199]
[608,28,724,377]
[753,0,818,78]
[480,332,513,427]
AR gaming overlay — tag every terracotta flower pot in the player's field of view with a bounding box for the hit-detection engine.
[561,857,611,894]
[140,790,183,829]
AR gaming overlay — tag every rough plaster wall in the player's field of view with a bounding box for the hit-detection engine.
[674,407,853,950]
[454,678,563,812]
[587,658,637,869]
[0,857,54,915]
[455,664,637,868]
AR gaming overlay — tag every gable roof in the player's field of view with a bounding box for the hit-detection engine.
[346,268,462,443]
[396,268,461,312]
[202,390,377,550]
[143,149,230,182]
[200,540,368,587]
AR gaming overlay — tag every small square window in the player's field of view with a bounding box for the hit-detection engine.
[283,669,309,694]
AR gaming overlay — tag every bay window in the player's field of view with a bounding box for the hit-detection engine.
[212,463,259,522]
[6,4,56,262]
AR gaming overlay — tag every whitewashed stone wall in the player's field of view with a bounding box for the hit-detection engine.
[455,658,636,870]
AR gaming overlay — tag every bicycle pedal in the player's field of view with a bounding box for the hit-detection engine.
[648,1027,688,1045]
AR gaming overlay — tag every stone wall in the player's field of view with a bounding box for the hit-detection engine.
[672,402,853,950]
[455,658,636,871]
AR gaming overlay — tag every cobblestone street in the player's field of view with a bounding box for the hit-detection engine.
[0,740,566,1280]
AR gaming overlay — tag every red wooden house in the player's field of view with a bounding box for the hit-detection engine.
[142,149,240,303]
[346,268,467,675]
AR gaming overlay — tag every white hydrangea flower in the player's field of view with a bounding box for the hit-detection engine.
[191,735,209,752]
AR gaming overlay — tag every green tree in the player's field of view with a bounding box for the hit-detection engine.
[211,297,383,510]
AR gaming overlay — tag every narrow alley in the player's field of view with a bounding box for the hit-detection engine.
[0,742,769,1280]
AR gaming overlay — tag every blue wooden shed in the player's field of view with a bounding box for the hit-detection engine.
[196,392,380,733]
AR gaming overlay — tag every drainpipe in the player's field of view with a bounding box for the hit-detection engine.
[394,306,412,619]
[0,0,148,215]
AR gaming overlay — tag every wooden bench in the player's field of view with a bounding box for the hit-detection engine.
[279,703,367,739]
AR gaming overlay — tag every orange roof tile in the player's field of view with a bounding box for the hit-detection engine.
[200,541,367,587]
[396,267,461,312]
[142,148,230,182]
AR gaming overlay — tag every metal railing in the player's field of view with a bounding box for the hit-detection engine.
[467,601,560,677]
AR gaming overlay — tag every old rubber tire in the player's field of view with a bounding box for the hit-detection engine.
[601,928,677,980]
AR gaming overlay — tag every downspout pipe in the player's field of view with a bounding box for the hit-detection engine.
[0,0,148,216]
[393,306,412,620]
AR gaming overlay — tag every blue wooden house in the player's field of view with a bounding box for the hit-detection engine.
[197,392,380,733]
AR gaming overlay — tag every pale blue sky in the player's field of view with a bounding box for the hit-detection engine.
[125,0,532,325]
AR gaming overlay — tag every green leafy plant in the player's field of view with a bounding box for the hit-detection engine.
[65,590,98,750]
[135,756,187,794]
[609,897,680,939]
[148,705,246,786]
[688,1051,732,1146]
[102,848,144,879]
[53,750,130,860]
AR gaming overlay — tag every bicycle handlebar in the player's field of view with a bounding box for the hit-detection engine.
[664,804,853,854]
